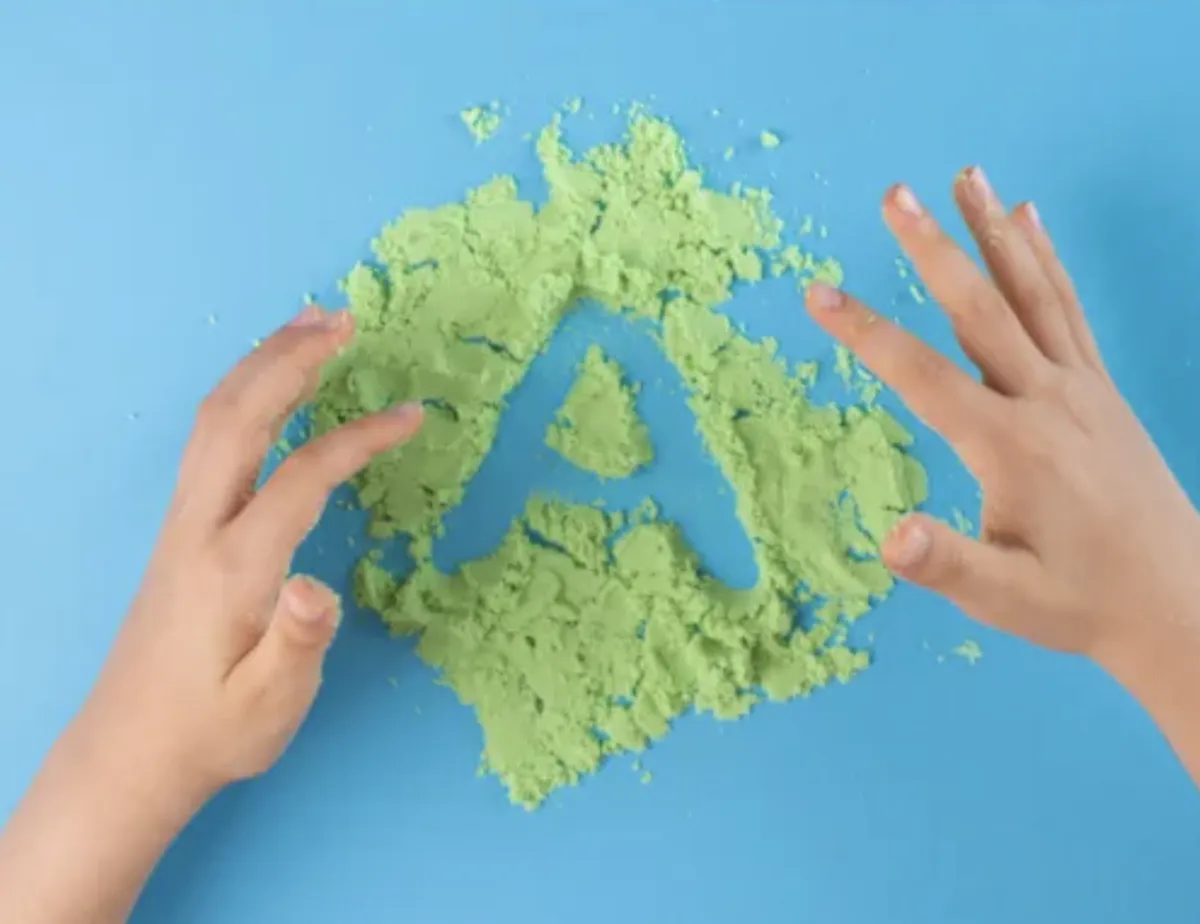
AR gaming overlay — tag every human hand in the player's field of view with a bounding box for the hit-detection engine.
[805,168,1200,665]
[82,304,424,807]
[0,303,425,923]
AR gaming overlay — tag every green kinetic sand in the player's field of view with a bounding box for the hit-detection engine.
[460,102,502,143]
[953,640,983,665]
[312,108,927,808]
[546,346,654,478]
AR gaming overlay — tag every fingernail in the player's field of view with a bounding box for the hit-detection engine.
[285,577,334,624]
[289,304,324,327]
[807,282,844,311]
[961,166,996,203]
[1023,201,1042,230]
[891,184,924,217]
[889,519,932,570]
[387,401,425,425]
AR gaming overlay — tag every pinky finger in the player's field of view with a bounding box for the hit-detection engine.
[1010,203,1106,372]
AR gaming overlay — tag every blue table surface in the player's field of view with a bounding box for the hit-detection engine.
[3,2,1200,922]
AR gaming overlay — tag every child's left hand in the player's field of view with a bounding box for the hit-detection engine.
[0,303,423,924]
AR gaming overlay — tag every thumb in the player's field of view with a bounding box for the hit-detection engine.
[232,575,341,707]
[219,576,341,781]
[881,513,1042,629]
[268,574,342,655]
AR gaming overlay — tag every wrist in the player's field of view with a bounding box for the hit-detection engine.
[0,705,215,924]
[1093,619,1200,699]
[1091,510,1200,685]
[66,698,217,836]
[1089,564,1200,783]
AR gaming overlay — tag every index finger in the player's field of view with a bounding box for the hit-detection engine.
[227,402,425,566]
[805,281,1002,458]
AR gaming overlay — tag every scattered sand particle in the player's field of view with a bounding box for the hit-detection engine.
[461,102,503,143]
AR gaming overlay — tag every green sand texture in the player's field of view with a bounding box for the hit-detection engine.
[312,109,928,808]
[460,102,502,143]
[545,346,654,478]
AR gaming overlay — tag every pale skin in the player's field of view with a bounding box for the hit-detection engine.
[1,168,1198,922]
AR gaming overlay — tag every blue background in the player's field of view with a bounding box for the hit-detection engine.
[2,2,1199,922]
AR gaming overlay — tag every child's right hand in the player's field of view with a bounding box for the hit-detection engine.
[807,167,1200,783]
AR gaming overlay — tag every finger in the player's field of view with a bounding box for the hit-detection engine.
[882,184,1049,396]
[243,575,340,672]
[953,168,1077,365]
[229,402,424,563]
[806,283,1002,457]
[174,306,354,531]
[1010,201,1106,372]
[883,513,1044,632]
[223,575,341,774]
